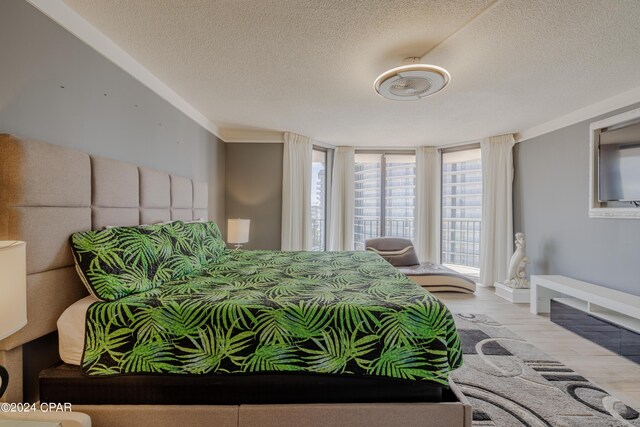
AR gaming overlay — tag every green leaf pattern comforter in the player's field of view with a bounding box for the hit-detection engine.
[82,249,462,384]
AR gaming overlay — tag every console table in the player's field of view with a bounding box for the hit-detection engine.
[531,275,640,333]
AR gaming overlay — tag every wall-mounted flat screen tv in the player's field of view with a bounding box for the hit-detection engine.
[598,121,640,202]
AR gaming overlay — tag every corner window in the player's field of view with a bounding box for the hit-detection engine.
[354,152,416,250]
[441,146,482,277]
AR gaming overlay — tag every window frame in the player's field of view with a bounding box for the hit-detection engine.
[354,149,416,248]
[439,142,482,274]
[311,145,332,251]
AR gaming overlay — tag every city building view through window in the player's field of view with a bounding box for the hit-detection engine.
[354,153,416,250]
[311,148,327,251]
[441,147,482,277]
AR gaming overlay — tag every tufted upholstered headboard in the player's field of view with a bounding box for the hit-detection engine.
[0,134,209,400]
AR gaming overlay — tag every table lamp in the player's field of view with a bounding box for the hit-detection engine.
[0,241,27,399]
[227,219,250,249]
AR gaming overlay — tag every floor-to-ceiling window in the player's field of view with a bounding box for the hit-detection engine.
[354,152,415,250]
[311,147,328,251]
[441,146,482,277]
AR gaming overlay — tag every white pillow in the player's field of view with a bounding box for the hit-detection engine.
[57,295,100,366]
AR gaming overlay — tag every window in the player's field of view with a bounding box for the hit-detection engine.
[311,148,328,251]
[354,152,416,250]
[441,147,482,277]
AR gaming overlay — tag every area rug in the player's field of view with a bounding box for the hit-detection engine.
[451,313,640,426]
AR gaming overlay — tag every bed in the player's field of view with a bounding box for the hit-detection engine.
[46,225,461,404]
[0,134,472,427]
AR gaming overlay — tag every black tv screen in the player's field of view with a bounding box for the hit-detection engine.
[599,141,640,202]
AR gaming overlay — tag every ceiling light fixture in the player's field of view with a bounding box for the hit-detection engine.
[374,57,450,101]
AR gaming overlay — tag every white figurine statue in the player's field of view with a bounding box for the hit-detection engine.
[504,232,530,289]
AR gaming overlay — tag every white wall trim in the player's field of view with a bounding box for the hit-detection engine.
[220,129,285,143]
[438,138,482,150]
[517,85,640,143]
[348,146,417,152]
[312,140,336,150]
[221,129,338,150]
[26,0,221,140]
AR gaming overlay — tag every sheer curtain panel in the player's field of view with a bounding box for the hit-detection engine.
[479,134,515,287]
[414,146,440,263]
[281,132,313,251]
[328,146,355,251]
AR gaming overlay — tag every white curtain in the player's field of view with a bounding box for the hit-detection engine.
[480,134,515,287]
[414,146,440,263]
[281,132,313,251]
[328,147,355,251]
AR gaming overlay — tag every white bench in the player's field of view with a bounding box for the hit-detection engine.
[531,275,640,333]
[0,412,90,427]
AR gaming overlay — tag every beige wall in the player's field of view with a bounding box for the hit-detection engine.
[225,143,283,249]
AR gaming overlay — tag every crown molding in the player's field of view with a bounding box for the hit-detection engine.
[221,130,342,150]
[26,0,221,140]
[220,129,285,143]
[438,138,482,149]
[517,85,640,143]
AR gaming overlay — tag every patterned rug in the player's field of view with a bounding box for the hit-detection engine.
[451,313,640,426]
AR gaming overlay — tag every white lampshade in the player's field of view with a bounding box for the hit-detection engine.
[227,219,250,244]
[0,241,27,340]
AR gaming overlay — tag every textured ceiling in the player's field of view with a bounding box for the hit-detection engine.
[63,0,640,146]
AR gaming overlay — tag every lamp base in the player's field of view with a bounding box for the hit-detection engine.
[0,365,8,399]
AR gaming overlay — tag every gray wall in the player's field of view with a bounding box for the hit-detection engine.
[514,103,640,296]
[0,0,225,225]
[226,143,283,250]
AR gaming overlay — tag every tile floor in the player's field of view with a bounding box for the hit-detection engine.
[439,286,640,409]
